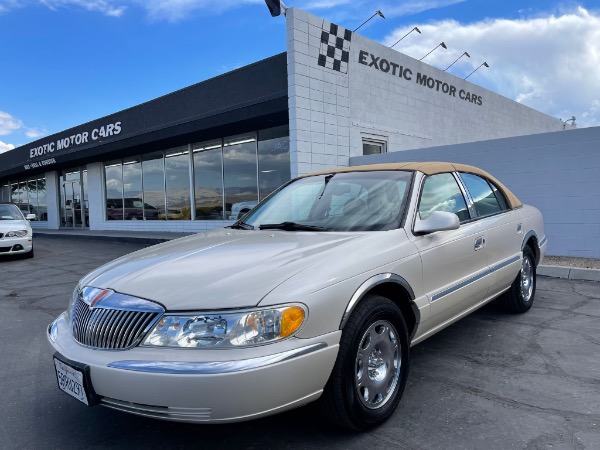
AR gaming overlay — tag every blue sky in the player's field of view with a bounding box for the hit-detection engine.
[1,0,599,152]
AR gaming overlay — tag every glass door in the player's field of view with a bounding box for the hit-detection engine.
[60,169,88,228]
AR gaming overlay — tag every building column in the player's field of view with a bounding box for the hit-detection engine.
[45,171,61,230]
[86,162,104,231]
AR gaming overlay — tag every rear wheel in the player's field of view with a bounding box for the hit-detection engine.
[319,294,409,430]
[501,246,536,313]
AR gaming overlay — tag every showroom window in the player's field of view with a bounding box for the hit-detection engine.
[193,139,223,220]
[223,134,259,220]
[165,146,191,220]
[258,126,291,200]
[105,161,124,220]
[103,126,289,221]
[142,152,166,220]
[122,157,143,220]
[2,175,48,221]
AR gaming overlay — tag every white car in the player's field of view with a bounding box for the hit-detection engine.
[0,203,34,258]
[47,162,546,429]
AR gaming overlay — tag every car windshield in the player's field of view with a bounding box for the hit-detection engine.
[0,204,25,220]
[243,171,413,232]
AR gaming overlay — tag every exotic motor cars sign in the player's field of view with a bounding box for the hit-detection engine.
[358,50,484,106]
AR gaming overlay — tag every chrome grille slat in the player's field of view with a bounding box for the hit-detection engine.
[99,309,118,348]
[121,311,146,348]
[70,295,162,350]
[116,311,137,348]
[106,310,125,348]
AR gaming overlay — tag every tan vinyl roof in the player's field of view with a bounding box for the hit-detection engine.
[303,162,522,209]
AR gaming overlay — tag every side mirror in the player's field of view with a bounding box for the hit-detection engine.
[414,211,460,235]
[26,213,36,221]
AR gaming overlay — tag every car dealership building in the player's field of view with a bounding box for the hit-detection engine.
[2,8,582,247]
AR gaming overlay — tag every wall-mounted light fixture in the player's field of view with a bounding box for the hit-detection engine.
[420,42,447,61]
[464,61,489,80]
[264,0,287,17]
[390,27,421,49]
[354,10,385,32]
[444,51,470,71]
[563,116,577,130]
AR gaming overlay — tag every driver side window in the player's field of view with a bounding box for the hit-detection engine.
[418,173,470,222]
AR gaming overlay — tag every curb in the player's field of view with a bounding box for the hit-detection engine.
[538,265,600,282]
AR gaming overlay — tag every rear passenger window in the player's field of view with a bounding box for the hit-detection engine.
[418,173,470,222]
[459,173,503,217]
[488,180,509,210]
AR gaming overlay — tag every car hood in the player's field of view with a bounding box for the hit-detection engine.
[80,229,369,310]
[0,220,29,232]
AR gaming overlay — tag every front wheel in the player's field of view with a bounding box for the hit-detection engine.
[501,246,536,313]
[319,294,409,430]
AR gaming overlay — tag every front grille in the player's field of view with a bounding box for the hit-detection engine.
[0,233,4,239]
[71,294,162,350]
[0,246,11,253]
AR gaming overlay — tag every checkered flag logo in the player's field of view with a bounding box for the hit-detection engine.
[317,22,352,73]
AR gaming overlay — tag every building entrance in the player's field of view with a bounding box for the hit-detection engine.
[60,169,88,228]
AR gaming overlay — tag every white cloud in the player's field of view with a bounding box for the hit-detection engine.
[0,111,23,135]
[25,127,46,139]
[384,7,600,127]
[0,0,22,14]
[40,0,126,17]
[136,0,261,22]
[0,140,15,153]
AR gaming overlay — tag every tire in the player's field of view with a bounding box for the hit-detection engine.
[319,294,409,430]
[25,247,34,259]
[501,246,536,313]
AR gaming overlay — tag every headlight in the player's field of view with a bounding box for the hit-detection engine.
[6,230,27,237]
[143,304,307,348]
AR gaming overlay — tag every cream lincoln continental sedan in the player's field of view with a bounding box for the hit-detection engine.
[48,162,546,430]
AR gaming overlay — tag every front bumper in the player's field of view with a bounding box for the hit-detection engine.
[0,236,32,255]
[48,312,340,423]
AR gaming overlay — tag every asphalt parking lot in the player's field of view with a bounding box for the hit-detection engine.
[1,236,599,449]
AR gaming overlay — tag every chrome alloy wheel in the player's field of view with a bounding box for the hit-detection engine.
[520,256,534,302]
[355,320,401,409]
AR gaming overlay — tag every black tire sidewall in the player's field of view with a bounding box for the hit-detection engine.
[339,296,409,428]
[519,246,536,307]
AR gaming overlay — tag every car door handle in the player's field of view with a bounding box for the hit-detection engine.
[474,236,486,251]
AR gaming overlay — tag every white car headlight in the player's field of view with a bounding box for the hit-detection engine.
[143,304,307,348]
[6,230,27,237]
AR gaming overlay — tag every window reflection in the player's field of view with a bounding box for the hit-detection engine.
[142,152,165,220]
[37,177,47,221]
[258,126,290,200]
[224,134,258,220]
[193,140,223,220]
[105,161,123,220]
[100,127,289,222]
[123,157,143,220]
[1,183,9,203]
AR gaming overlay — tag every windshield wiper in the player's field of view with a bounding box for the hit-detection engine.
[228,221,254,230]
[259,222,327,231]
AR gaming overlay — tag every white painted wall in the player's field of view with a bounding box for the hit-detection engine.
[286,7,564,176]
[351,126,600,258]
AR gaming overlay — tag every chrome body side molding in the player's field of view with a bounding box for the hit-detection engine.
[431,254,521,302]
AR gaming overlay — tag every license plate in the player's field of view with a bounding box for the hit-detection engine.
[54,357,89,405]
